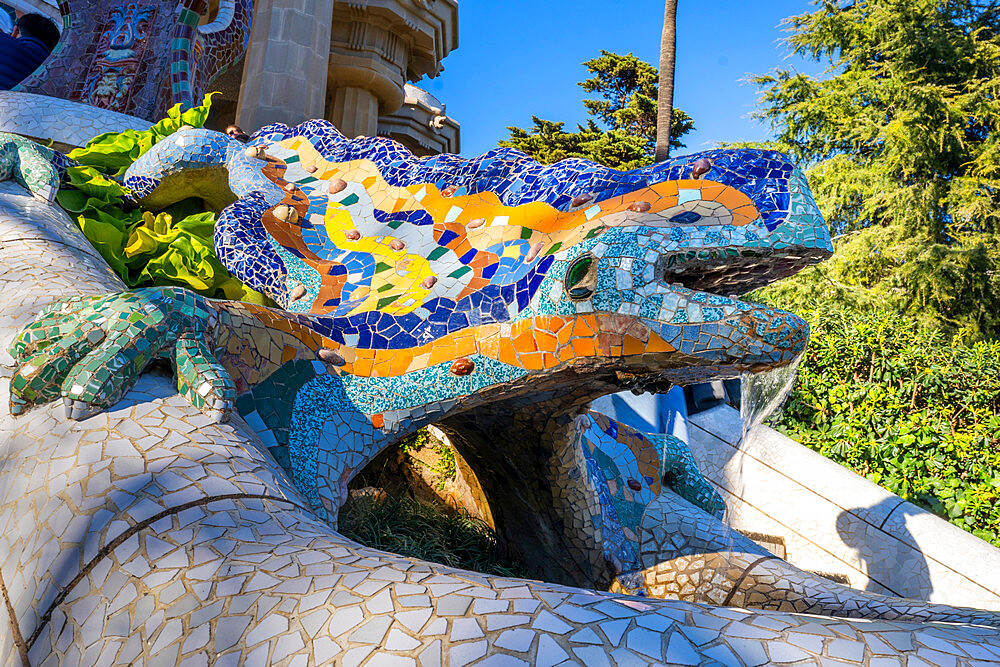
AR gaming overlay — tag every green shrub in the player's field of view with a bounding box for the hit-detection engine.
[398,428,457,491]
[771,303,1000,545]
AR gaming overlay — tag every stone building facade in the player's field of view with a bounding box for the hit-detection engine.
[0,0,460,154]
[236,0,460,153]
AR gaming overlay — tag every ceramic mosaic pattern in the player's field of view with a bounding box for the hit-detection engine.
[104,123,827,527]
[581,410,725,582]
[3,176,1000,665]
[79,3,159,110]
[0,132,69,202]
[638,490,1000,627]
[14,0,252,121]
[0,91,150,149]
[191,0,251,106]
[7,122,844,590]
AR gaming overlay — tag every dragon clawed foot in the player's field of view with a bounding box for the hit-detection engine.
[0,132,67,202]
[8,286,235,422]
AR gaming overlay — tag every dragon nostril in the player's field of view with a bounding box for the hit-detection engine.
[670,210,702,224]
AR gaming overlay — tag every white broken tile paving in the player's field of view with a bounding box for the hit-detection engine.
[0,92,148,150]
[2,180,1000,666]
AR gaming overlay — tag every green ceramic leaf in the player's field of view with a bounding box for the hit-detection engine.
[56,92,272,305]
[55,188,88,213]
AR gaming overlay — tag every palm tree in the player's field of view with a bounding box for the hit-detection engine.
[655,0,678,162]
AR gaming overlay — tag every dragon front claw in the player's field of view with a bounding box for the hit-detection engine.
[0,132,68,202]
[8,286,235,422]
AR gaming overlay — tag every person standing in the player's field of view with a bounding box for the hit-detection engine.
[0,12,60,90]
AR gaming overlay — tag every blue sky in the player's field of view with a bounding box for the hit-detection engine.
[416,0,828,158]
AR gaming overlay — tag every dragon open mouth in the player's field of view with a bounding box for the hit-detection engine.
[659,247,830,295]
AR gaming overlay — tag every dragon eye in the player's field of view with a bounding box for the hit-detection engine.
[564,254,597,300]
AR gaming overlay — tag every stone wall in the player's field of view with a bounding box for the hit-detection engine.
[688,404,1000,609]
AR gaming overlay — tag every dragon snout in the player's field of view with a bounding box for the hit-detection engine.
[635,301,809,386]
[728,305,809,368]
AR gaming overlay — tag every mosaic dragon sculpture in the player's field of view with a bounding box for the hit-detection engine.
[2,126,1000,665]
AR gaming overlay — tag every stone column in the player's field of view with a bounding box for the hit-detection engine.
[236,0,333,132]
[326,0,458,139]
[327,86,380,139]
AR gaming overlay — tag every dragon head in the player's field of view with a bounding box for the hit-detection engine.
[249,125,831,586]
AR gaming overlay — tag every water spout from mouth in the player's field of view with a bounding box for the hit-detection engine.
[719,353,804,557]
[739,352,804,440]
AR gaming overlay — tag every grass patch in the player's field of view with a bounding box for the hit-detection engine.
[338,492,526,578]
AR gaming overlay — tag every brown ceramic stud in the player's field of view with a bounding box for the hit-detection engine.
[345,230,361,241]
[305,165,318,174]
[628,201,652,213]
[627,478,642,491]
[284,182,297,192]
[571,193,594,207]
[389,239,405,251]
[328,179,348,194]
[450,358,475,376]
[441,186,458,197]
[289,284,307,301]
[422,275,438,289]
[467,218,486,229]
[318,349,346,366]
[526,241,544,261]
[273,205,297,223]
[692,158,713,179]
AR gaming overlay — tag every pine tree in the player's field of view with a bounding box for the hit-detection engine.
[752,0,1000,339]
[500,51,694,171]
